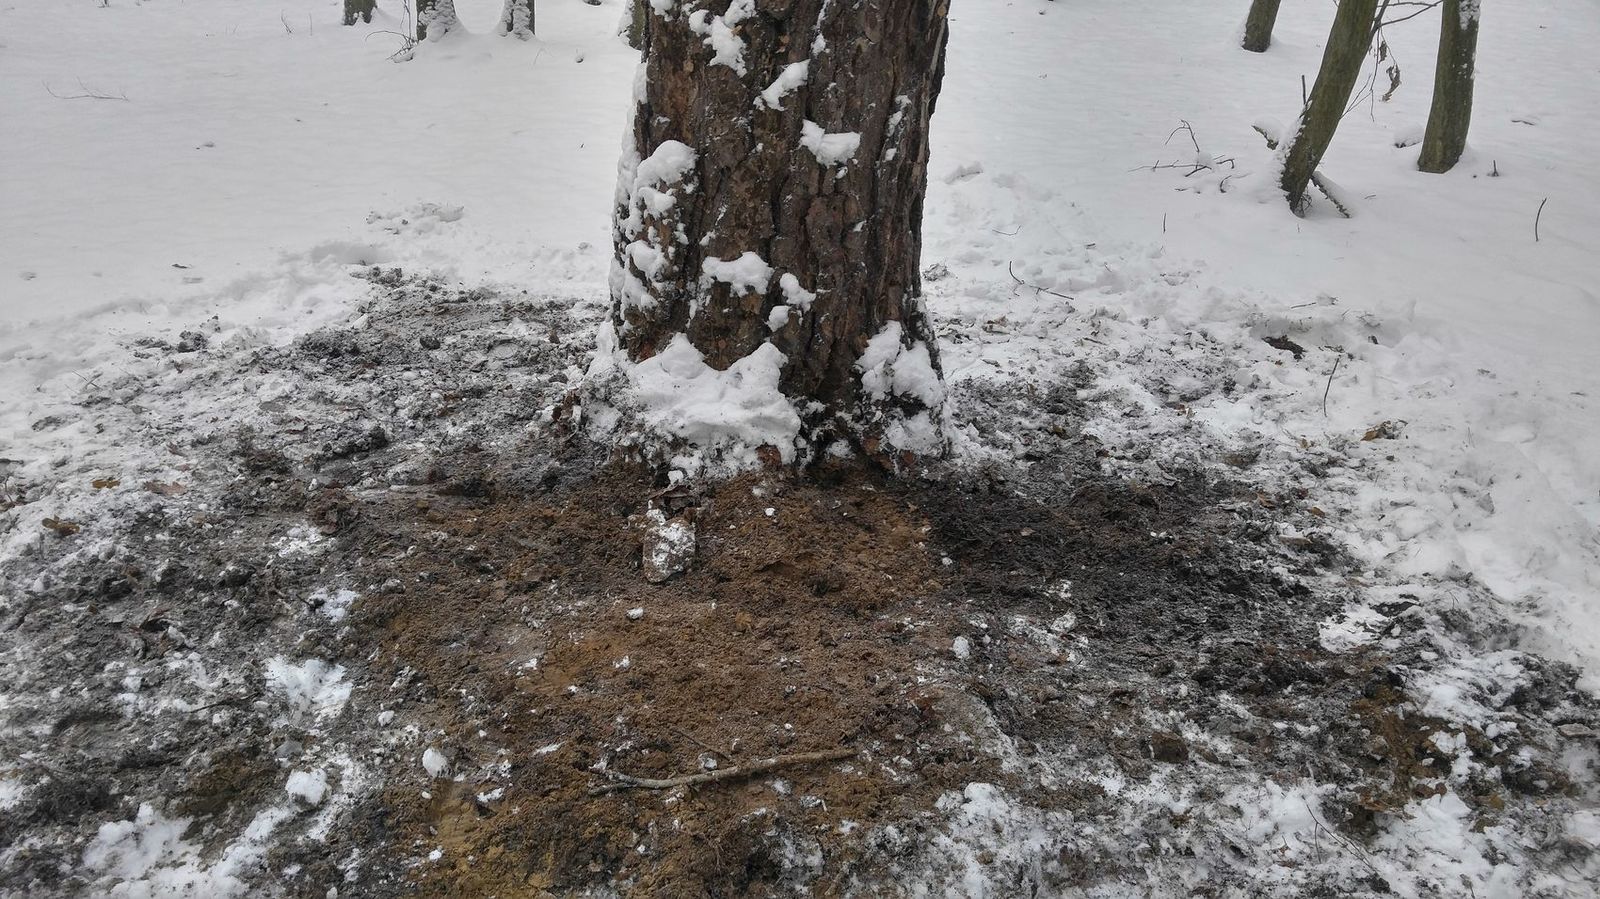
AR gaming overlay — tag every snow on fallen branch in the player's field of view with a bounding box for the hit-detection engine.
[1251,123,1353,218]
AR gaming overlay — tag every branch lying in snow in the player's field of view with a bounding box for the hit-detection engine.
[43,79,128,101]
[1302,797,1385,877]
[1134,120,1236,180]
[589,747,858,795]
[1008,262,1075,303]
[1310,172,1354,218]
[1131,158,1237,177]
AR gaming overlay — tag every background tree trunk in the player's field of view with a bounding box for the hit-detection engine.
[1279,0,1379,214]
[343,0,376,26]
[626,0,647,51]
[610,0,952,453]
[415,0,460,41]
[499,0,535,39]
[1241,0,1282,52]
[1417,0,1480,173]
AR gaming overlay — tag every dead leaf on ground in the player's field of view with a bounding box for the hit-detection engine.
[42,517,80,537]
[92,477,121,489]
[1363,420,1404,441]
[144,481,187,496]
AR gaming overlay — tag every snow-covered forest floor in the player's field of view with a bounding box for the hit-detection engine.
[3,1,1598,896]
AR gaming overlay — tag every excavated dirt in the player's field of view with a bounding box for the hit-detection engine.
[284,444,1359,898]
[2,275,1594,898]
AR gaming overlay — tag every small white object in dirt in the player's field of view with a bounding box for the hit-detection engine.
[427,847,443,862]
[764,507,775,517]
[311,587,359,622]
[83,801,293,897]
[285,769,328,806]
[801,121,861,167]
[627,607,645,620]
[422,747,450,778]
[614,655,632,670]
[264,657,351,721]
[952,636,972,660]
[376,710,395,727]
[643,506,697,583]
[274,525,327,559]
[0,778,25,810]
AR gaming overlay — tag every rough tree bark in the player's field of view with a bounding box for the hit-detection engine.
[498,0,535,39]
[1279,0,1380,215]
[1417,0,1480,173]
[609,0,952,458]
[1241,0,1283,52]
[415,0,460,41]
[343,0,376,26]
[626,0,647,50]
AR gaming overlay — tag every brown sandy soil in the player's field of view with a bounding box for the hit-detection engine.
[4,276,1593,899]
[287,434,1387,897]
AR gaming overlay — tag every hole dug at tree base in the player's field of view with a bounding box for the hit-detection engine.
[5,279,1593,899]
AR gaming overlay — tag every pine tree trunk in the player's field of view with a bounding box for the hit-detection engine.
[416,0,460,41]
[343,0,376,26]
[499,0,535,39]
[1279,0,1379,215]
[609,0,951,458]
[1417,0,1480,173]
[626,0,647,51]
[1241,0,1282,52]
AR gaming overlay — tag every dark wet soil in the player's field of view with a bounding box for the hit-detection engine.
[3,274,1593,899]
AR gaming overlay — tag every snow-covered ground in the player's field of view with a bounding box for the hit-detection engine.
[3,0,1598,895]
[7,0,1592,681]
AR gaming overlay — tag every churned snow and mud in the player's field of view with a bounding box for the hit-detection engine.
[2,0,1598,897]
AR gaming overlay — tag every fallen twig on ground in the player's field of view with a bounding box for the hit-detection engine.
[1008,261,1075,303]
[589,747,858,795]
[1322,355,1342,417]
[43,79,128,101]
[1310,172,1353,218]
